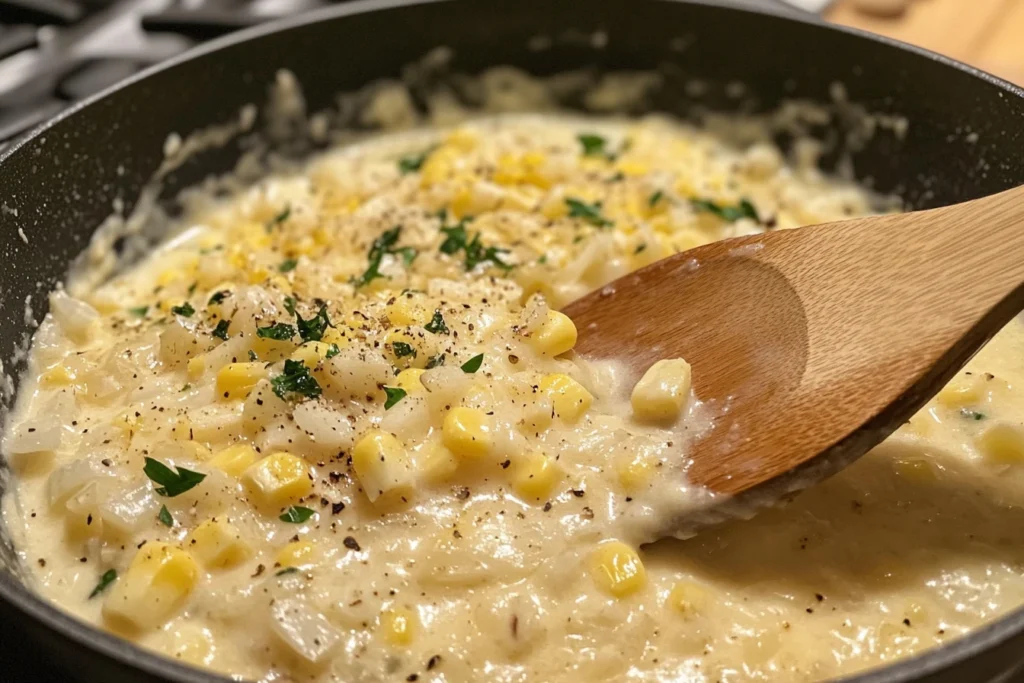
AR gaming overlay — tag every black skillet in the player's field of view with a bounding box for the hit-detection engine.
[0,1,1022,681]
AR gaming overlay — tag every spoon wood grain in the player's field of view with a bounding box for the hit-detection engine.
[563,185,1024,512]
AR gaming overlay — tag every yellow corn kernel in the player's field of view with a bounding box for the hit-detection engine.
[242,452,313,508]
[446,128,479,151]
[418,443,460,484]
[442,407,492,460]
[521,151,551,188]
[540,374,593,424]
[216,362,268,400]
[267,274,293,294]
[667,581,708,617]
[976,422,1024,465]
[320,325,351,349]
[670,229,710,253]
[589,541,647,598]
[290,341,335,369]
[40,363,76,387]
[246,266,272,285]
[615,159,650,177]
[187,519,250,569]
[380,606,417,647]
[276,541,317,570]
[511,452,561,502]
[395,368,427,395]
[156,268,182,288]
[102,543,199,630]
[386,296,428,326]
[631,358,692,424]
[419,147,456,186]
[616,453,655,492]
[936,373,985,408]
[385,329,423,368]
[208,443,258,477]
[530,310,577,356]
[500,186,541,212]
[352,430,414,503]
[187,355,206,380]
[540,195,568,220]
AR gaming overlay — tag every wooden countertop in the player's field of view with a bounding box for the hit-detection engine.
[827,0,1024,85]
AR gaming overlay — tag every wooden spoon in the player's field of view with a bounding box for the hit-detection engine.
[563,185,1024,519]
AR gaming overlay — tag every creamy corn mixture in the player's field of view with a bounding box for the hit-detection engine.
[6,114,1024,683]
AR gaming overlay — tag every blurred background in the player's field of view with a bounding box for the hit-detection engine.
[0,0,1021,150]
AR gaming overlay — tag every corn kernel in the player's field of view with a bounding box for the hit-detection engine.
[216,362,268,400]
[493,153,524,186]
[208,443,258,477]
[103,543,199,630]
[40,363,76,387]
[530,310,577,356]
[667,581,708,617]
[442,407,492,460]
[290,341,335,369]
[242,452,313,507]
[615,159,650,177]
[540,374,593,423]
[631,358,692,424]
[976,422,1024,465]
[385,329,423,368]
[616,453,654,491]
[187,355,206,380]
[352,430,414,503]
[511,452,561,502]
[380,606,417,646]
[276,541,317,569]
[418,443,460,484]
[936,373,985,408]
[589,541,647,598]
[446,128,479,151]
[386,297,428,326]
[188,519,250,569]
[395,368,427,395]
[321,326,351,349]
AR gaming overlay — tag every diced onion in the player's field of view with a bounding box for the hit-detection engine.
[47,458,115,507]
[270,599,342,665]
[48,290,99,342]
[99,483,158,536]
[292,400,355,451]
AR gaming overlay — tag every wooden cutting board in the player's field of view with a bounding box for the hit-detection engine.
[828,0,1024,85]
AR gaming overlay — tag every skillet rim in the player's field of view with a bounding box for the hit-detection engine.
[0,1,1022,682]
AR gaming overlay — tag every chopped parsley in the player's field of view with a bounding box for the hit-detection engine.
[425,310,449,335]
[634,243,647,254]
[275,567,299,577]
[248,350,259,362]
[392,341,417,358]
[577,133,610,158]
[171,302,195,317]
[296,304,332,342]
[279,258,298,273]
[325,343,341,359]
[256,322,295,341]
[439,218,513,272]
[271,359,322,400]
[384,386,407,409]
[143,457,207,497]
[283,296,297,316]
[398,149,432,174]
[266,205,291,231]
[208,290,230,306]
[565,198,613,228]
[425,353,446,369]
[279,506,316,523]
[181,384,191,392]
[187,282,198,296]
[352,226,417,288]
[128,305,149,317]
[461,353,484,374]
[158,505,173,527]
[88,569,117,599]
[212,319,230,340]
[961,408,986,420]
[648,190,664,207]
[691,197,759,223]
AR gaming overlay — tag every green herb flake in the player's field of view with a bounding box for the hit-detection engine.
[461,354,484,374]
[171,302,196,317]
[425,310,449,335]
[565,198,613,228]
[961,408,986,421]
[208,290,230,306]
[537,254,548,265]
[256,322,296,341]
[283,296,297,316]
[279,506,316,523]
[212,319,231,340]
[158,505,173,527]
[325,343,341,359]
[691,197,760,223]
[384,386,407,410]
[181,384,191,392]
[88,569,117,600]
[272,359,322,401]
[634,243,647,254]
[648,190,664,208]
[425,353,446,369]
[248,350,259,362]
[266,205,291,231]
[398,149,432,174]
[275,567,300,577]
[187,281,198,296]
[128,306,149,317]
[143,457,207,497]
[352,226,415,288]
[439,218,512,272]
[296,305,332,343]
[577,133,608,157]
[279,258,299,273]
[392,341,417,359]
